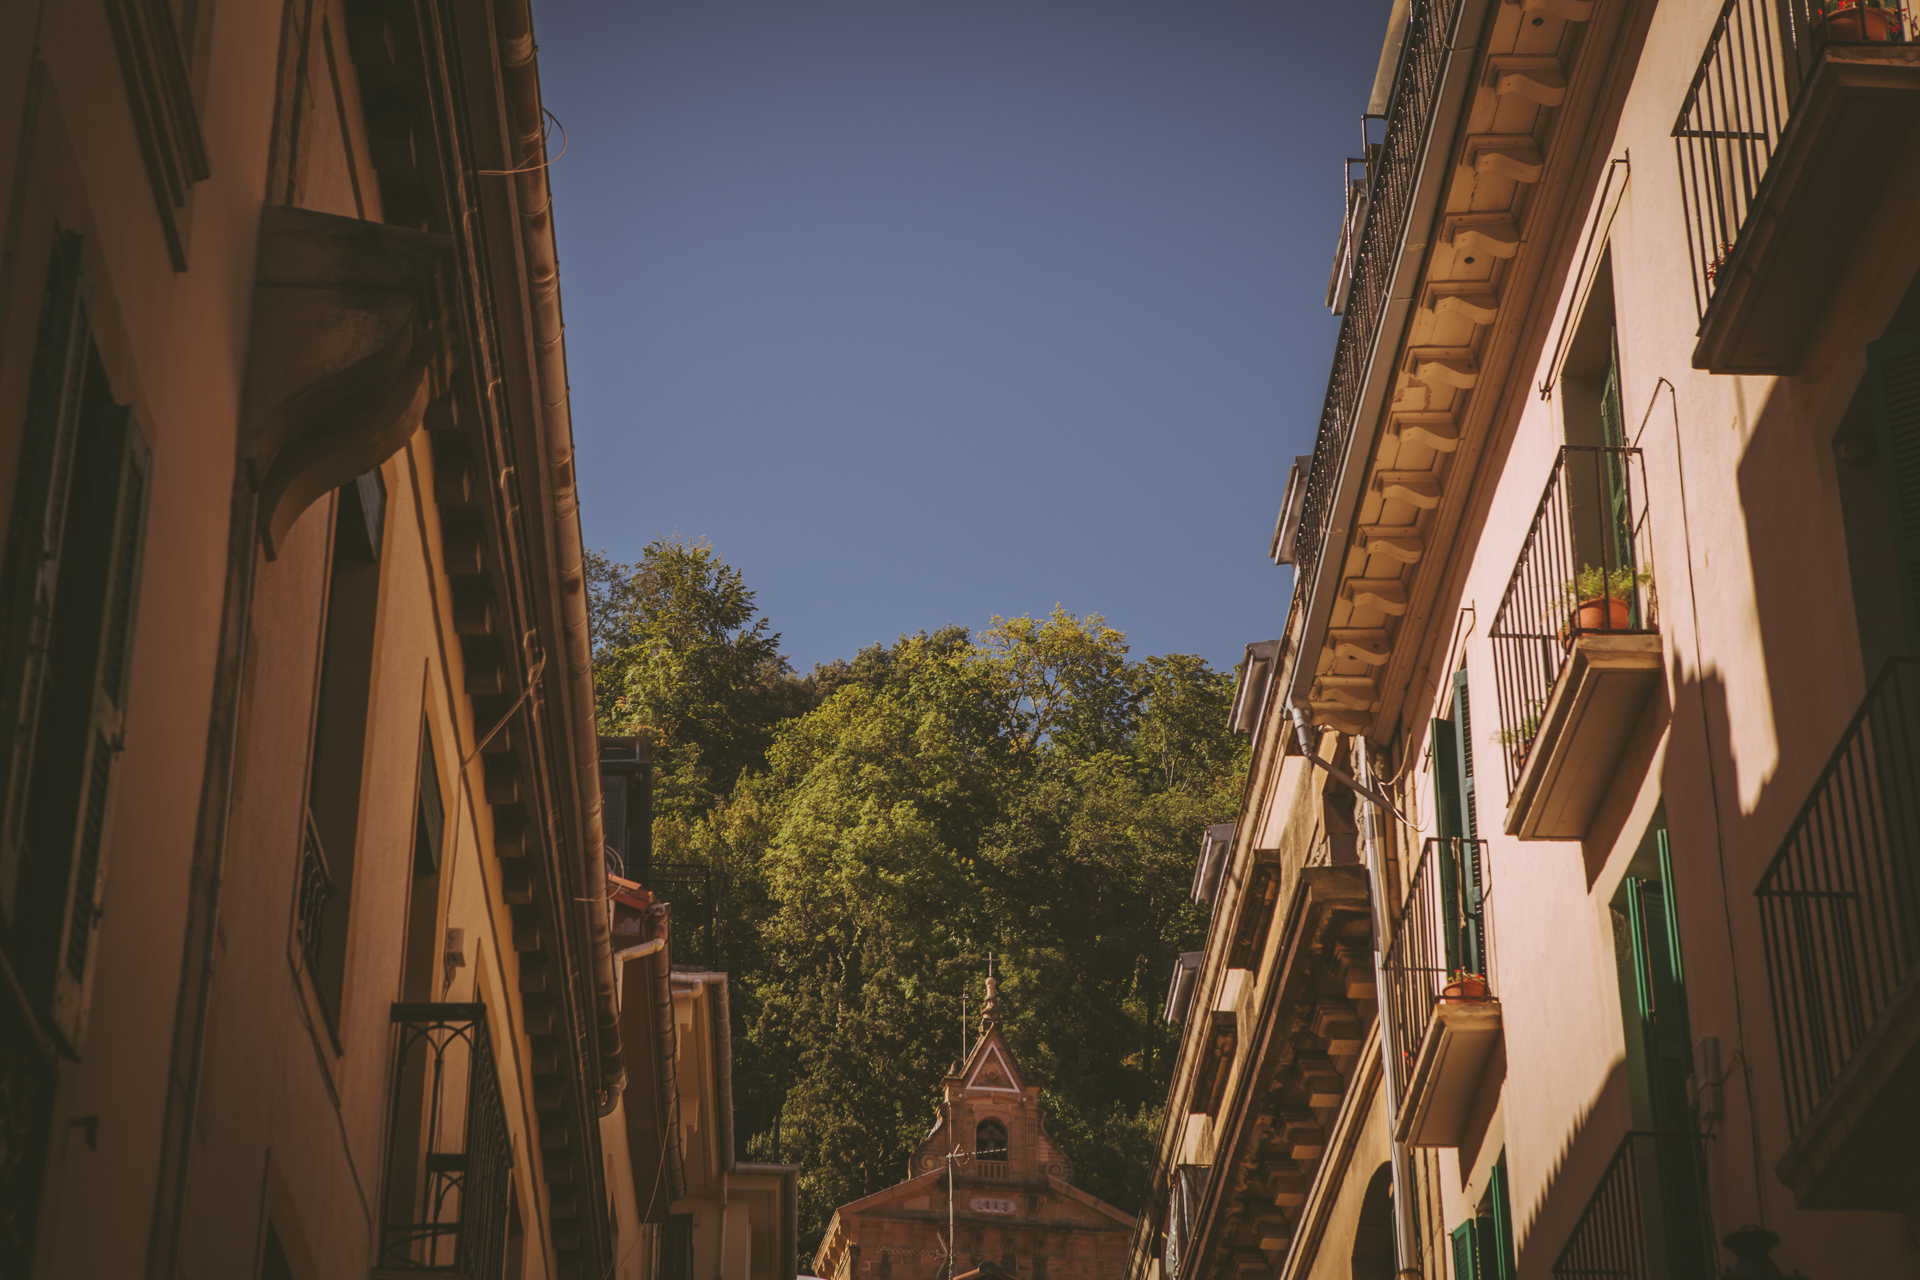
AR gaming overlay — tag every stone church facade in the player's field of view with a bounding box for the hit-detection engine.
[814,984,1135,1280]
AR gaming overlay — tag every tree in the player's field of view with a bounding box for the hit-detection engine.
[586,538,805,814]
[583,557,1250,1255]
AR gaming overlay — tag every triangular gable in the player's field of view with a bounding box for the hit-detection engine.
[963,1039,1022,1093]
[832,1166,947,1218]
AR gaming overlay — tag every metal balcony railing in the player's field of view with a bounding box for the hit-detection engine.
[651,861,719,969]
[1756,657,1920,1137]
[379,1004,513,1274]
[1291,0,1465,586]
[1489,447,1657,788]
[1381,837,1492,1099]
[1674,0,1918,318]
[0,993,56,1280]
[295,809,333,977]
[1551,1131,1718,1278]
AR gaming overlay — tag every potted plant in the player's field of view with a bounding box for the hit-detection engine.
[1441,970,1490,1001]
[1494,700,1544,773]
[1557,563,1651,648]
[1810,0,1902,43]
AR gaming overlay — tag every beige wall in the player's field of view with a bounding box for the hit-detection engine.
[5,3,647,1278]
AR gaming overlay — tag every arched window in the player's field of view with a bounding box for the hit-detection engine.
[975,1119,1008,1159]
[1351,1163,1396,1280]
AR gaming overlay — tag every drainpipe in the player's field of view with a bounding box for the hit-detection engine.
[1352,736,1421,1279]
[493,0,625,1114]
[1291,706,1419,1277]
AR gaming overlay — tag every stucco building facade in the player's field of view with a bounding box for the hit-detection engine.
[1137,0,1920,1277]
[0,4,793,1280]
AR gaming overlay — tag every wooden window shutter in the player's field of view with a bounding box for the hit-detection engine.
[1451,669,1479,842]
[0,231,152,1046]
[1450,1218,1482,1279]
[1485,1154,1517,1280]
[1451,670,1486,975]
[1867,330,1920,652]
[46,387,152,1046]
[1430,716,1463,840]
[0,232,88,937]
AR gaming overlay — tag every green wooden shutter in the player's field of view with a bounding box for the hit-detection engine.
[1450,670,1485,975]
[1450,1218,1482,1279]
[1626,832,1714,1275]
[1451,669,1479,843]
[46,398,151,1045]
[0,232,88,931]
[1432,716,1464,840]
[1485,1154,1516,1280]
[1626,874,1693,1132]
[1868,330,1920,651]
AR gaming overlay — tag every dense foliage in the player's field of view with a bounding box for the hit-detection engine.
[588,540,1248,1255]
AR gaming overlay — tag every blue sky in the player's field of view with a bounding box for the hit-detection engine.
[534,1,1391,675]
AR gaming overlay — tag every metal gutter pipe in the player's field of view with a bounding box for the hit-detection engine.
[1288,706,1413,828]
[492,0,625,1112]
[1352,737,1421,1278]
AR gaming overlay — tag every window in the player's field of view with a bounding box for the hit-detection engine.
[1349,1163,1395,1280]
[1449,1152,1516,1280]
[398,726,445,1004]
[1611,820,1714,1276]
[1558,252,1638,617]
[975,1119,1008,1159]
[0,231,152,1050]
[1431,667,1485,977]
[302,470,385,1027]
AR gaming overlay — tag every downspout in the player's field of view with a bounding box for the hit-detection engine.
[1353,736,1420,1279]
[1290,708,1419,1277]
[492,0,625,1112]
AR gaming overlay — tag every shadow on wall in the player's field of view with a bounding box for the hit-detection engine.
[1513,1059,1632,1278]
[1350,1162,1394,1280]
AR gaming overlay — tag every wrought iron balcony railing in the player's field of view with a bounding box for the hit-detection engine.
[1291,0,1464,586]
[379,1004,513,1275]
[1489,447,1657,789]
[295,809,333,977]
[1382,838,1493,1102]
[1674,0,1919,319]
[1756,657,1920,1138]
[0,992,56,1280]
[651,861,719,969]
[1551,1131,1719,1278]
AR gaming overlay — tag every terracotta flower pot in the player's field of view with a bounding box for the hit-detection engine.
[1816,0,1901,41]
[1561,595,1632,649]
[1441,975,1490,1002]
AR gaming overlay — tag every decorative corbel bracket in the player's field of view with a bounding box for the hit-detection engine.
[1466,135,1546,185]
[1445,214,1522,264]
[241,204,452,558]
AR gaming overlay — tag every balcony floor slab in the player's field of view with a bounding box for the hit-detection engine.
[1505,633,1662,840]
[1395,998,1503,1147]
[1777,962,1920,1210]
[1693,45,1920,374]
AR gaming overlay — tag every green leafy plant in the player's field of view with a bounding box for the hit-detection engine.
[1493,699,1546,747]
[1559,562,1651,607]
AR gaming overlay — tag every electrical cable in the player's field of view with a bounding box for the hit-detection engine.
[478,107,567,176]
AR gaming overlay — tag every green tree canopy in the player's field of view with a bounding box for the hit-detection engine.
[589,544,1248,1256]
[587,538,808,815]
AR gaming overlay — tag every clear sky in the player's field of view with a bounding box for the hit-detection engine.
[533,1,1392,675]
